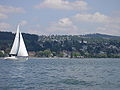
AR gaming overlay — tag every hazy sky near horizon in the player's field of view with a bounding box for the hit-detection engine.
[0,0,120,35]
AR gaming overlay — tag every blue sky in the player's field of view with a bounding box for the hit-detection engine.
[0,0,120,35]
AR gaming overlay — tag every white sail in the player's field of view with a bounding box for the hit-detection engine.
[10,25,20,55]
[17,32,28,56]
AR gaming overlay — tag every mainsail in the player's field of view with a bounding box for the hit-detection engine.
[9,25,28,57]
[10,25,20,55]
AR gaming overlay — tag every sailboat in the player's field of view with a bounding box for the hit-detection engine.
[4,25,28,60]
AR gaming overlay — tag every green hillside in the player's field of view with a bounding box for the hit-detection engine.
[0,31,120,58]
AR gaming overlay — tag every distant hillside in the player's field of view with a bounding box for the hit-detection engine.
[82,33,120,39]
[0,31,120,58]
[0,31,39,51]
[0,31,38,41]
[0,31,14,40]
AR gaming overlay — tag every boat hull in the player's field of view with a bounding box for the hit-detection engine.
[4,56,28,60]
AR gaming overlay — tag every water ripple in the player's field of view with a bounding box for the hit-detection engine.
[0,58,120,90]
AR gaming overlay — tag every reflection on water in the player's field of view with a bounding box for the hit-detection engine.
[0,58,120,90]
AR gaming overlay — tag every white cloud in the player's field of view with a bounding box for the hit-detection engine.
[20,20,28,26]
[72,12,120,35]
[28,29,40,34]
[46,12,120,35]
[0,5,25,19]
[0,22,11,31]
[58,18,73,26]
[0,13,8,19]
[46,18,79,35]
[35,0,88,10]
[73,12,111,23]
[0,5,25,13]
[96,24,120,35]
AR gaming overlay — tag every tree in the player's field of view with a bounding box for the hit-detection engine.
[0,51,4,57]
[43,50,52,57]
[71,52,81,58]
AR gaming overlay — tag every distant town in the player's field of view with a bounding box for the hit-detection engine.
[0,31,120,58]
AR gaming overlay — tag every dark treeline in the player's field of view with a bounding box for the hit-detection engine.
[0,31,120,58]
[0,31,39,55]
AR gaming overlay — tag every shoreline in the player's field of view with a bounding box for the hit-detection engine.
[16,57,120,59]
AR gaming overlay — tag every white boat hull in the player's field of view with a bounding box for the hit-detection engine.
[4,56,28,60]
[4,56,17,60]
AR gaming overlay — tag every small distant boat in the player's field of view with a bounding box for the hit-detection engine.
[4,25,28,60]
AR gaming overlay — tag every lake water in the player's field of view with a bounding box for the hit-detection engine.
[0,58,120,90]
